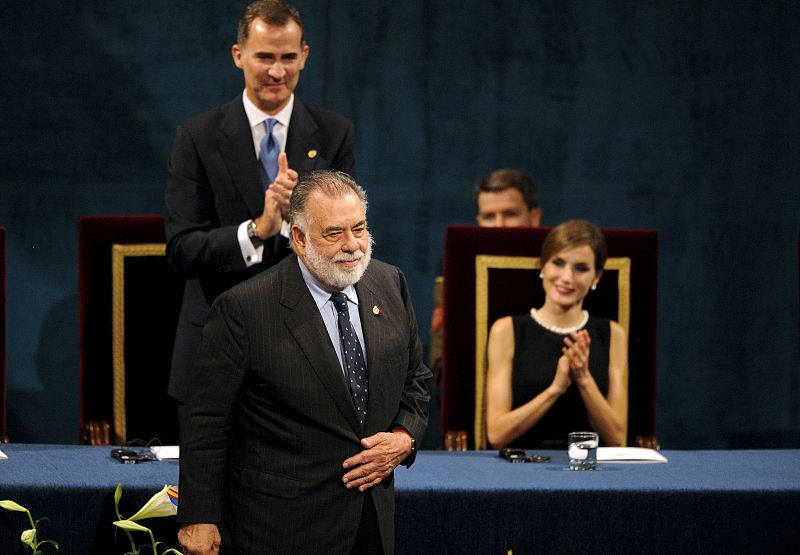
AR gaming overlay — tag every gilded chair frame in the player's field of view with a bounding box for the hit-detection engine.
[111,243,166,445]
[0,227,6,442]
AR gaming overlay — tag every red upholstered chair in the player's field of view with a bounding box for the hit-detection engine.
[78,215,182,445]
[440,225,659,450]
[0,227,7,442]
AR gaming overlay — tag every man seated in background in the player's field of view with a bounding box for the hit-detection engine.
[474,168,542,228]
[429,168,542,402]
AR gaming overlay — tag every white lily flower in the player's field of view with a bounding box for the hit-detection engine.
[0,500,29,513]
[128,485,179,522]
[1,499,58,552]
[20,528,37,547]
[113,519,152,533]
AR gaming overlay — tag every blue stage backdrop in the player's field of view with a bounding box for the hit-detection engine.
[0,1,798,447]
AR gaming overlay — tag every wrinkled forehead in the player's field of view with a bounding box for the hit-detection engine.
[306,190,366,225]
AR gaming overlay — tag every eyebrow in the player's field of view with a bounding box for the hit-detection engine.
[255,51,300,58]
[322,219,366,234]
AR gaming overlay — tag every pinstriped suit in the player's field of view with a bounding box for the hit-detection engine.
[165,95,356,403]
[177,254,430,554]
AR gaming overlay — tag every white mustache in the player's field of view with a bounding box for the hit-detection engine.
[333,251,364,263]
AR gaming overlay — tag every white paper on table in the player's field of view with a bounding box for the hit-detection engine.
[597,447,668,463]
[0,449,7,460]
[150,445,180,460]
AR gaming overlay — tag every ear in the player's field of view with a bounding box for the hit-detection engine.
[291,224,306,254]
[232,43,244,69]
[298,43,310,70]
[529,208,543,228]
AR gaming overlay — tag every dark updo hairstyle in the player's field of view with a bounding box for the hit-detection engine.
[540,220,607,275]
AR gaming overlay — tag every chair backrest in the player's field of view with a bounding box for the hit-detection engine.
[440,225,658,449]
[78,215,182,445]
[0,227,6,441]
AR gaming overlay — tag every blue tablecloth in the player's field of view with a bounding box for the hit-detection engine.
[1,445,798,553]
[0,444,179,554]
[394,450,800,553]
[396,449,800,491]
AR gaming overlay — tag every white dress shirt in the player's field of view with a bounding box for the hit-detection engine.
[238,92,295,266]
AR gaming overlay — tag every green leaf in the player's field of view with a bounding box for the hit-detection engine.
[113,519,151,533]
[0,499,29,513]
[115,484,123,512]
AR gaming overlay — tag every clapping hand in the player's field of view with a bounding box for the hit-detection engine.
[269,152,297,219]
[562,330,591,384]
[256,152,298,238]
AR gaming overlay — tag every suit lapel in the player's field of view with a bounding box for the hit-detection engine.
[279,257,363,434]
[285,98,321,176]
[355,273,393,435]
[218,97,264,217]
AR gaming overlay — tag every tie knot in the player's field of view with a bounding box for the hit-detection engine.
[331,292,349,315]
[265,118,277,133]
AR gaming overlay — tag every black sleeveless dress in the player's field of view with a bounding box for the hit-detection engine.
[509,313,610,449]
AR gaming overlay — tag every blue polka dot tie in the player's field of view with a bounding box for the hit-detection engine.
[260,118,279,186]
[331,292,368,429]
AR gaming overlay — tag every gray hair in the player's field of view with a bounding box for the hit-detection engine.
[290,171,368,234]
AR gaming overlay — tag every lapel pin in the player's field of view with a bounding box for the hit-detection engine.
[372,305,381,316]
[307,149,318,159]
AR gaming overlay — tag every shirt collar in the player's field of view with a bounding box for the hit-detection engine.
[242,90,294,130]
[296,256,359,311]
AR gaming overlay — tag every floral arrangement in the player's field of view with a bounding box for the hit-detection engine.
[113,484,183,555]
[2,484,182,554]
[0,499,59,553]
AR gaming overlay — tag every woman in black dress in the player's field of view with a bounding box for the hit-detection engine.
[486,220,628,449]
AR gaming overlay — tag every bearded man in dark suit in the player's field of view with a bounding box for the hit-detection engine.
[177,170,430,555]
[165,0,356,407]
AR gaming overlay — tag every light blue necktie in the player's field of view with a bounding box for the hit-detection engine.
[331,292,369,429]
[260,118,279,185]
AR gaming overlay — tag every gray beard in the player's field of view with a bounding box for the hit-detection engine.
[303,235,372,291]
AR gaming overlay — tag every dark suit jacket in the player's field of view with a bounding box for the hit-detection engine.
[177,255,431,555]
[164,95,356,402]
